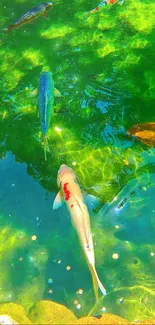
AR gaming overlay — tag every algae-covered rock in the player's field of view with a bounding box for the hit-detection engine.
[0,304,31,324]
[71,314,129,324]
[0,315,18,325]
[98,313,129,324]
[137,320,155,325]
[73,316,98,324]
[28,300,77,324]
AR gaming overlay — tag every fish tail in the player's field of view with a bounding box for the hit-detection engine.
[89,264,106,301]
[3,25,14,33]
[42,135,50,161]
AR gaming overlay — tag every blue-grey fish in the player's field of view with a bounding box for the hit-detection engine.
[5,2,53,33]
[53,164,107,300]
[38,71,55,161]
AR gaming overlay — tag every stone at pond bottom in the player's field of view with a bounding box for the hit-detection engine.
[72,313,129,324]
[98,313,129,324]
[136,320,155,325]
[28,300,77,324]
[73,316,98,324]
[0,315,18,325]
[0,300,155,324]
[0,304,32,325]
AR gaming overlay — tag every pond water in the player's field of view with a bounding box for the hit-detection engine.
[0,0,155,321]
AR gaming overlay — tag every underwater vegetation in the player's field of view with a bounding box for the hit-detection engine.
[0,0,155,322]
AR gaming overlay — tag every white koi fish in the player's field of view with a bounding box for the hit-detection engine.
[53,164,106,300]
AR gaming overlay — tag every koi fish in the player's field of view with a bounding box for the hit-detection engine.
[53,164,107,300]
[5,2,53,33]
[38,71,55,161]
[127,122,155,147]
[89,0,124,14]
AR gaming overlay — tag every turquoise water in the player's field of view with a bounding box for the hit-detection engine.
[0,0,155,321]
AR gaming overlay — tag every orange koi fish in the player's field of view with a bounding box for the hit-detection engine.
[127,122,155,147]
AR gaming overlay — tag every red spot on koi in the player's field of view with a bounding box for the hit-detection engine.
[109,0,116,3]
[63,183,70,201]
[96,6,99,10]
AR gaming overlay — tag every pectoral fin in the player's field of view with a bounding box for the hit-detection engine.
[54,87,62,97]
[53,191,64,210]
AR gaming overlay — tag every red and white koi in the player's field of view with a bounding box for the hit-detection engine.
[53,164,106,300]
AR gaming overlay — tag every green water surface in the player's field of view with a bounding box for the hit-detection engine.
[0,0,155,321]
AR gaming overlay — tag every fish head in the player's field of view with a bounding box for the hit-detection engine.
[57,164,76,188]
[40,71,52,77]
[46,2,53,10]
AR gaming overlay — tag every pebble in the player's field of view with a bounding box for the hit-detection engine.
[150,252,154,256]
[48,289,53,294]
[77,289,83,294]
[112,253,119,260]
[115,225,119,229]
[58,260,61,264]
[66,265,71,271]
[73,300,78,305]
[31,235,37,241]
[101,307,106,312]
[19,257,23,262]
[48,278,53,284]
[76,304,81,310]
[72,161,76,166]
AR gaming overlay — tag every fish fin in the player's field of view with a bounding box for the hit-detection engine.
[53,191,64,210]
[43,12,49,19]
[89,264,106,301]
[30,88,38,97]
[54,87,62,98]
[42,136,50,161]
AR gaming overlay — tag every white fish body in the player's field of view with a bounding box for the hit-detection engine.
[53,164,106,299]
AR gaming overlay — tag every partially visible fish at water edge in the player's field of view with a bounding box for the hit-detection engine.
[4,2,53,33]
[89,0,124,14]
[127,122,155,147]
[53,164,107,301]
[38,71,55,161]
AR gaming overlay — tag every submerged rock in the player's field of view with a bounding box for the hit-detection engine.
[98,313,129,324]
[0,304,32,324]
[28,300,77,324]
[73,316,98,324]
[0,300,155,324]
[0,315,18,325]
